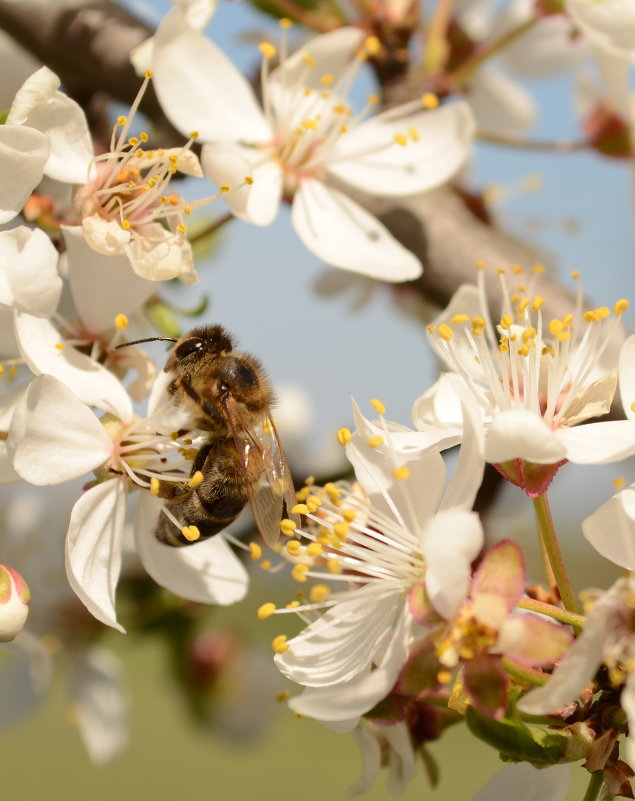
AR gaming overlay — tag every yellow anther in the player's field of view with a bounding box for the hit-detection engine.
[437,669,453,684]
[337,427,352,446]
[8,366,16,377]
[339,125,348,134]
[259,42,277,59]
[306,543,323,557]
[114,313,129,331]
[244,175,254,185]
[320,73,334,85]
[615,299,630,315]
[365,35,381,54]
[475,259,486,269]
[279,17,292,27]
[517,298,530,314]
[188,471,204,488]
[260,560,272,571]
[128,137,140,147]
[342,509,357,523]
[438,324,453,341]
[370,398,386,415]
[500,314,513,330]
[614,477,627,491]
[310,584,330,603]
[182,525,201,542]
[302,54,316,68]
[407,126,420,142]
[333,521,349,540]
[145,69,153,79]
[280,518,297,536]
[393,132,408,146]
[305,476,315,486]
[562,314,573,328]
[422,92,439,109]
[512,265,523,275]
[317,529,331,546]
[176,224,186,234]
[548,319,563,335]
[117,115,127,126]
[368,94,379,105]
[286,601,300,609]
[324,482,340,497]
[517,344,530,357]
[521,327,536,342]
[532,296,544,310]
[472,316,486,334]
[426,325,436,333]
[393,466,411,480]
[258,602,276,619]
[292,564,310,583]
[595,307,610,319]
[219,185,230,193]
[188,131,199,140]
[327,557,342,574]
[150,477,160,496]
[451,314,470,325]
[305,495,321,508]
[497,268,506,275]
[306,501,318,514]
[286,540,302,556]
[121,219,131,230]
[250,542,262,560]
[368,435,383,448]
[291,503,309,515]
[302,119,317,130]
[296,486,310,502]
[54,343,64,351]
[571,270,580,279]
[533,263,544,274]
[510,294,520,305]
[272,635,288,654]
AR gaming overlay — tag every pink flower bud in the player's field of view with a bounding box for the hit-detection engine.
[0,565,30,642]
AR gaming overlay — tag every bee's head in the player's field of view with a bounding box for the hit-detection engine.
[165,325,234,373]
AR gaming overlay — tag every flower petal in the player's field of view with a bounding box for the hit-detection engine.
[6,66,92,183]
[201,143,283,226]
[471,763,570,801]
[8,374,112,485]
[126,223,197,284]
[69,646,128,764]
[582,485,635,570]
[0,226,61,317]
[468,70,536,136]
[496,613,573,667]
[152,7,270,142]
[566,0,635,55]
[62,225,155,334]
[328,101,474,197]
[556,419,635,464]
[291,179,422,280]
[14,313,133,421]
[0,633,50,728]
[0,125,48,224]
[485,409,568,464]
[472,540,525,627]
[65,480,127,632]
[517,598,611,714]
[275,595,404,687]
[619,334,635,419]
[423,509,484,619]
[135,493,249,605]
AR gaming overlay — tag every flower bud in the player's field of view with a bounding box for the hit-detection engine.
[0,565,30,642]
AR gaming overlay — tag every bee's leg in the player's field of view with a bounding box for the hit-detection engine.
[177,375,223,423]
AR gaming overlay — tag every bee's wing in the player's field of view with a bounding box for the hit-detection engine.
[223,397,298,549]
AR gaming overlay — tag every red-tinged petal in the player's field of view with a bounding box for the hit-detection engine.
[463,653,508,720]
[65,480,127,633]
[472,540,525,628]
[496,614,573,667]
[395,636,444,698]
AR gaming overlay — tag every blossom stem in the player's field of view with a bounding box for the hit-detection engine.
[188,211,235,245]
[422,0,455,76]
[477,131,588,153]
[532,493,583,618]
[581,771,604,801]
[500,656,548,686]
[448,16,538,86]
[516,597,584,630]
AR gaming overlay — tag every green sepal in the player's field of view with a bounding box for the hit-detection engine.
[465,705,569,766]
[145,298,182,339]
[419,747,440,788]
[0,110,8,125]
[172,295,209,318]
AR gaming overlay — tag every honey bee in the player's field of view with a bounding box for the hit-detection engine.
[120,325,298,548]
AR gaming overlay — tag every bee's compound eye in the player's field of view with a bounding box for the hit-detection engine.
[175,338,204,360]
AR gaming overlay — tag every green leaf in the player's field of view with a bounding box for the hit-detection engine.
[172,295,209,318]
[465,706,569,766]
[145,298,182,339]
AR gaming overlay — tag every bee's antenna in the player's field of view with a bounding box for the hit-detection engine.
[115,336,178,350]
